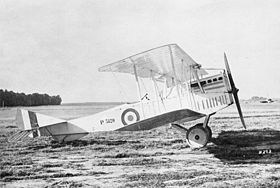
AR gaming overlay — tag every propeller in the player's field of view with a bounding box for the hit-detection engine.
[224,53,246,129]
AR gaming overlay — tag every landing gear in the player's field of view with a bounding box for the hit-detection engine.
[186,125,209,148]
[186,115,213,148]
[194,123,212,140]
[170,115,213,148]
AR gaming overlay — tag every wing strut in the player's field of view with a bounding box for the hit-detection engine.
[132,61,145,118]
[193,68,205,93]
[169,45,182,108]
[151,70,161,113]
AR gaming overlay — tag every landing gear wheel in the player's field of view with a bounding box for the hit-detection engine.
[194,123,212,140]
[186,125,209,148]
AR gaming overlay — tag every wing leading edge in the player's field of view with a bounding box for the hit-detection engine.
[116,109,206,131]
[99,44,208,82]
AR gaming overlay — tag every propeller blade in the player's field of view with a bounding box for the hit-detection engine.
[224,53,236,91]
[233,92,246,129]
[224,52,246,129]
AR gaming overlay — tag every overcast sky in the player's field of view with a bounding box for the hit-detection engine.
[0,0,280,103]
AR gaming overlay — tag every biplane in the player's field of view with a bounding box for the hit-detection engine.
[10,44,246,148]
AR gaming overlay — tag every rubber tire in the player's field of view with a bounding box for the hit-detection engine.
[186,125,209,148]
[194,123,212,140]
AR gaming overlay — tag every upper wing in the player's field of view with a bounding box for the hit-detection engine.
[99,44,208,83]
[116,108,205,131]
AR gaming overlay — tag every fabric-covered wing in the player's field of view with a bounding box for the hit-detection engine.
[116,109,205,131]
[99,44,208,82]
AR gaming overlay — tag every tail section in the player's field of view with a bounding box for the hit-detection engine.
[16,108,32,130]
[16,109,40,137]
[12,109,88,142]
[14,109,67,139]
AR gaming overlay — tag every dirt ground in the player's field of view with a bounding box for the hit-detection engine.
[0,102,280,187]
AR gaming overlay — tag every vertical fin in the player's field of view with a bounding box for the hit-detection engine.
[16,109,32,130]
[28,111,40,137]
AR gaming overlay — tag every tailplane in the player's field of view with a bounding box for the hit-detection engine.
[9,109,67,141]
[10,109,88,142]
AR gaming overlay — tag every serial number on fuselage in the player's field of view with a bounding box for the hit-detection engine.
[100,118,115,125]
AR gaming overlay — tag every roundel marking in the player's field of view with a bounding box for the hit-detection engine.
[121,108,140,125]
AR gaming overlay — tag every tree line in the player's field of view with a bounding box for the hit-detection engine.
[0,89,62,107]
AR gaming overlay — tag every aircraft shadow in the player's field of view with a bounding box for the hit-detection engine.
[208,128,280,164]
[49,138,140,148]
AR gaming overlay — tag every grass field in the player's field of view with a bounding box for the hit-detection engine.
[0,102,280,187]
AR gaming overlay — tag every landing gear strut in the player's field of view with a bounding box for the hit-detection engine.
[186,125,209,148]
[170,114,213,148]
[186,115,213,148]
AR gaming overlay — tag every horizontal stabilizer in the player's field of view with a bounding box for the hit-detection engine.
[40,122,88,142]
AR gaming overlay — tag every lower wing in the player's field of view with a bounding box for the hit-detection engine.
[116,109,205,131]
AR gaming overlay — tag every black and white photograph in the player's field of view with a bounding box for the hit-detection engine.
[0,0,280,187]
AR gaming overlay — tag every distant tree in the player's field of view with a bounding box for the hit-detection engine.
[50,95,62,105]
[0,89,62,107]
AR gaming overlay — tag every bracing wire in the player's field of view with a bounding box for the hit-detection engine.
[153,78,166,110]
[140,77,148,95]
[165,86,174,99]
[187,65,194,109]
[190,67,198,110]
[111,72,129,101]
